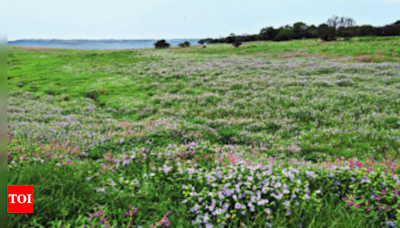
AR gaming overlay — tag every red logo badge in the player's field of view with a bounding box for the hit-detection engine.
[8,185,34,213]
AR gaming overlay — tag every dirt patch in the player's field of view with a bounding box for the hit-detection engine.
[280,52,306,58]
[354,55,372,62]
[374,53,386,60]
[280,53,331,59]
[246,52,265,57]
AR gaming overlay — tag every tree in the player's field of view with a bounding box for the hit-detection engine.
[274,26,295,41]
[327,16,356,40]
[198,38,213,45]
[318,24,335,41]
[339,17,356,28]
[292,22,308,39]
[154,40,170,49]
[327,15,340,35]
[178,41,191,48]
[358,25,375,36]
[260,26,278,40]
[305,25,319,38]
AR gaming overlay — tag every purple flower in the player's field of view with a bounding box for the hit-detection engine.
[96,210,102,217]
[284,200,290,207]
[234,202,243,209]
[163,166,172,174]
[386,221,396,227]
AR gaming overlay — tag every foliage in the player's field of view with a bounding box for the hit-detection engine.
[154,40,171,49]
[201,16,400,44]
[178,41,191,48]
[232,40,242,48]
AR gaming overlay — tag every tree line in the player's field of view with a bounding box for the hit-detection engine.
[198,16,400,46]
[154,16,400,49]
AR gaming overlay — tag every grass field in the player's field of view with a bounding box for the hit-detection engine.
[7,37,400,227]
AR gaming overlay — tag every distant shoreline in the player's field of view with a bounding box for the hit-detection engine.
[8,39,201,50]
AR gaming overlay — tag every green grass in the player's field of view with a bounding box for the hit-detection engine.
[7,37,400,227]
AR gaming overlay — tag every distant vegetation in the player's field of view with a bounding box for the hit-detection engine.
[178,41,191,48]
[232,40,242,48]
[200,16,400,45]
[154,39,171,49]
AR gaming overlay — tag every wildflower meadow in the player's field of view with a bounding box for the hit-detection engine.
[7,37,400,227]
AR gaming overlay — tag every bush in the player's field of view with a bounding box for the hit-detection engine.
[178,41,191,48]
[154,40,171,49]
[232,40,242,48]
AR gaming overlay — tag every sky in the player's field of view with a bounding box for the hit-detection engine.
[2,0,400,41]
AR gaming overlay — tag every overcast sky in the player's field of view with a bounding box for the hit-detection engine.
[2,0,400,41]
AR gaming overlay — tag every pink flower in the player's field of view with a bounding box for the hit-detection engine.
[355,204,360,209]
[166,211,171,215]
[67,160,71,164]
[347,201,354,206]
[366,207,371,211]
[163,217,170,227]
[133,207,138,214]
[96,210,102,217]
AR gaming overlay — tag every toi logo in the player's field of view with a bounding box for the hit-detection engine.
[8,185,34,213]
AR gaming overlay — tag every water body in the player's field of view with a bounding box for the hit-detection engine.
[8,39,201,50]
